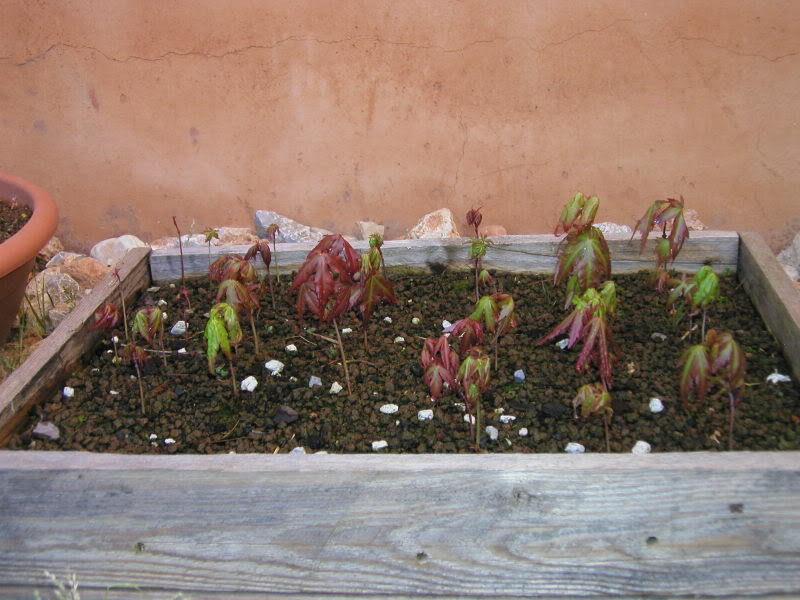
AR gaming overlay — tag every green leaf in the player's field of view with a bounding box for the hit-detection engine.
[679,344,711,406]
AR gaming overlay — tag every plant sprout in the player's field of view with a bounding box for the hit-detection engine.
[265,223,281,283]
[668,265,720,338]
[465,207,493,301]
[572,382,613,452]
[205,302,242,397]
[121,341,148,414]
[171,216,192,310]
[131,306,167,368]
[468,293,518,369]
[244,239,276,309]
[456,347,491,448]
[216,278,261,356]
[202,227,219,269]
[351,244,396,350]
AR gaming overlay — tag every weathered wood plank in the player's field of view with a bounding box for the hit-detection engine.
[738,232,800,384]
[149,231,740,283]
[0,247,151,445]
[0,452,798,598]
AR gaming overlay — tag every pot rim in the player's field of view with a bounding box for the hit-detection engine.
[0,171,58,278]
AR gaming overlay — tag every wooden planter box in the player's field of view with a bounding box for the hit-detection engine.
[1,231,798,599]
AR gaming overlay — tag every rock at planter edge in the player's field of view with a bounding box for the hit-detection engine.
[32,421,60,441]
[60,256,109,289]
[254,210,333,243]
[479,224,507,237]
[37,236,64,263]
[405,208,461,239]
[24,269,85,332]
[355,221,385,240]
[90,234,148,267]
[594,222,632,235]
[45,250,83,269]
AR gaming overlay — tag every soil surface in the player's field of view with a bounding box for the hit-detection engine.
[0,197,32,243]
[9,270,800,454]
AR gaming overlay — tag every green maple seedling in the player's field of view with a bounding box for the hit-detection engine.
[572,382,613,452]
[205,302,243,398]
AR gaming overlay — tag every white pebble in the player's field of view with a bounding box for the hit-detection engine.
[651,332,667,342]
[393,336,405,344]
[649,398,665,413]
[164,438,176,445]
[464,414,476,425]
[162,312,168,320]
[169,283,176,288]
[341,327,353,334]
[62,387,74,398]
[442,319,452,329]
[91,367,100,373]
[170,320,187,336]
[564,442,586,453]
[417,409,434,421]
[330,381,343,394]
[111,336,119,344]
[372,440,388,451]
[264,359,285,376]
[308,376,322,388]
[518,428,529,437]
[383,316,393,323]
[285,344,298,352]
[240,376,258,392]
[556,339,569,350]
[289,376,298,383]
[485,425,499,440]
[767,371,792,384]
[380,404,399,414]
[177,347,187,354]
[148,433,158,440]
[513,369,525,382]
[631,440,652,455]
[109,390,119,395]
[411,317,421,325]
[290,447,306,455]
[146,286,161,293]
[157,299,167,306]
[499,415,517,424]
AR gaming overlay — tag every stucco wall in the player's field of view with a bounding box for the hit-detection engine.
[1,1,798,251]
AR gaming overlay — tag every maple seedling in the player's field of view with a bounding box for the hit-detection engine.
[205,302,243,398]
[553,194,610,308]
[668,265,720,338]
[121,341,148,414]
[216,278,261,356]
[290,234,362,394]
[465,207,493,301]
[265,223,281,284]
[132,306,167,368]
[537,282,618,390]
[572,382,613,452]
[351,245,397,350]
[444,317,485,357]
[91,301,122,360]
[420,335,460,401]
[209,254,259,284]
[171,216,192,311]
[202,227,219,268]
[456,347,491,448]
[632,197,690,291]
[368,233,386,273]
[244,239,276,309]
[469,293,518,369]
[678,329,745,450]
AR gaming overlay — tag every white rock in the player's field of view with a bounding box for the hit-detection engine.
[380,404,399,414]
[417,409,434,421]
[155,299,167,307]
[285,344,298,352]
[411,317,421,325]
[89,234,148,267]
[177,347,187,354]
[62,386,74,398]
[513,369,525,382]
[405,208,461,239]
[393,336,405,344]
[164,438,176,445]
[767,371,792,384]
[32,421,60,441]
[485,425,499,440]
[384,316,393,323]
[783,264,799,281]
[556,339,569,350]
[289,376,298,383]
[565,442,586,453]
[264,359,285,376]
[147,286,161,293]
[330,381,343,394]
[162,312,168,320]
[464,414,476,425]
[631,440,652,455]
[254,210,333,242]
[499,415,517,424]
[170,320,187,336]
[518,428,529,437]
[111,336,119,344]
[109,390,119,395]
[372,440,389,451]
[148,434,158,440]
[240,376,258,392]
[355,221,385,240]
[308,376,322,388]
[341,327,353,334]
[651,332,668,342]
[594,222,632,235]
[442,319,452,329]
[290,447,306,455]
[649,398,665,413]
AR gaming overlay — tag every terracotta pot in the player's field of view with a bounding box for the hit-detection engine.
[0,172,58,343]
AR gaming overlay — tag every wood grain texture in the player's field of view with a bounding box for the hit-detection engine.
[738,232,800,384]
[0,452,798,598]
[0,247,151,445]
[149,231,740,283]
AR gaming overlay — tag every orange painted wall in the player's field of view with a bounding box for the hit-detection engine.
[1,1,799,251]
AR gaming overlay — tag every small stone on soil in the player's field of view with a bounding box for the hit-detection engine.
[485,426,499,440]
[308,376,322,388]
[164,438,176,445]
[240,376,258,392]
[149,433,158,440]
[556,339,569,350]
[513,369,525,382]
[264,360,285,376]
[631,440,652,454]
[62,387,74,398]
[518,428,529,437]
[32,421,60,441]
[564,442,585,453]
[499,415,516,424]
[380,404,399,414]
[341,327,352,334]
[411,317,420,325]
[417,409,433,421]
[290,447,306,455]
[649,398,665,413]
[393,336,405,344]
[651,332,667,342]
[177,347,187,354]
[383,316,392,323]
[464,414,475,425]
[372,440,388,451]
[330,381,343,394]
[285,344,297,352]
[767,371,792,384]
[442,320,452,329]
[170,321,187,335]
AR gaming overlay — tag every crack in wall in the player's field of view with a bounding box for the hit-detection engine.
[672,36,800,63]
[450,110,468,202]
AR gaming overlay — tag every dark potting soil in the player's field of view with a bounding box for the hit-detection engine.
[9,271,800,454]
[0,197,32,243]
